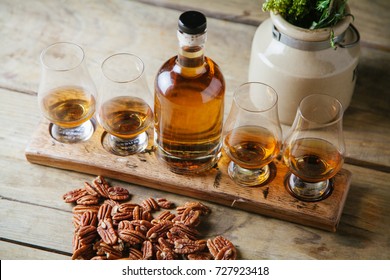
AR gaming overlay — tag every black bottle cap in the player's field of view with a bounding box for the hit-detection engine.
[178,11,207,34]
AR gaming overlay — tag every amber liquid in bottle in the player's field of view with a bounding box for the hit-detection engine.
[154,48,225,174]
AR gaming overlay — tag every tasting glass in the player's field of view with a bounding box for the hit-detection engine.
[283,94,346,202]
[38,42,98,143]
[98,53,153,156]
[223,82,282,186]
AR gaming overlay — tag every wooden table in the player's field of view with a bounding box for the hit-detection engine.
[0,0,389,260]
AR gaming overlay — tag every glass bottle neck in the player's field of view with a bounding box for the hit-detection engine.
[177,31,206,68]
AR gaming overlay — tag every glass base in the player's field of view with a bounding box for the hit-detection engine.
[102,132,148,156]
[285,173,333,202]
[50,120,94,143]
[227,161,270,187]
[155,145,221,175]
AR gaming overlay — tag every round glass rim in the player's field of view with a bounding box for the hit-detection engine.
[40,41,85,72]
[233,82,279,113]
[297,94,344,126]
[101,53,145,84]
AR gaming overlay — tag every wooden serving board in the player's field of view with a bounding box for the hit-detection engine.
[25,119,352,232]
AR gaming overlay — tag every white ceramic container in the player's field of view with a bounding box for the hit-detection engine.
[248,9,360,125]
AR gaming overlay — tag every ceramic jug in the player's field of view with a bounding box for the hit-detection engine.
[248,8,360,125]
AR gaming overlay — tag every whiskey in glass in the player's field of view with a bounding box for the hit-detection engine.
[98,53,153,156]
[38,42,97,143]
[223,82,282,186]
[283,94,346,201]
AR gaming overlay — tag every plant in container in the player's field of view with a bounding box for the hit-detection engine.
[248,0,360,125]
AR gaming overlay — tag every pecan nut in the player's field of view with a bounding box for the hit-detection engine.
[146,220,173,241]
[129,220,153,233]
[169,223,199,241]
[76,194,99,205]
[141,197,160,212]
[80,211,98,227]
[173,239,206,254]
[99,242,123,260]
[112,211,133,226]
[97,218,118,245]
[153,210,176,223]
[108,186,130,201]
[187,252,214,260]
[180,208,201,227]
[63,177,239,260]
[77,225,98,246]
[207,236,237,260]
[72,205,100,214]
[84,182,100,197]
[118,229,146,245]
[71,244,95,260]
[92,176,110,198]
[132,205,152,221]
[98,203,113,221]
[128,248,143,260]
[176,201,211,216]
[142,240,153,260]
[154,237,177,260]
[157,198,175,209]
[63,188,88,203]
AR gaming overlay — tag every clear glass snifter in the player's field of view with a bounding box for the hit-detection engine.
[38,42,98,143]
[97,53,153,156]
[283,94,346,202]
[222,82,282,186]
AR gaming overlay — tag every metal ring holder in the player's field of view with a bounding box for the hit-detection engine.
[272,24,360,51]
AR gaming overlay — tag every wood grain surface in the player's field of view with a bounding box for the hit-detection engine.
[25,119,352,232]
[1,0,389,260]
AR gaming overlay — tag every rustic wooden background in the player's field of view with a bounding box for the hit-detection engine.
[0,0,389,259]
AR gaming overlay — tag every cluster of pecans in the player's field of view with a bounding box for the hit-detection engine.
[63,175,237,260]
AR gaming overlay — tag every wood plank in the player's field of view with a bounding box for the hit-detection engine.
[1,165,389,260]
[0,1,389,169]
[348,0,390,50]
[0,0,389,261]
[350,47,390,115]
[0,86,388,258]
[0,199,74,254]
[25,119,352,232]
[135,0,390,50]
[0,241,70,260]
[134,0,265,26]
[0,0,251,95]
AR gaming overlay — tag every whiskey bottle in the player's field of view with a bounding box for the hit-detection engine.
[154,11,225,174]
